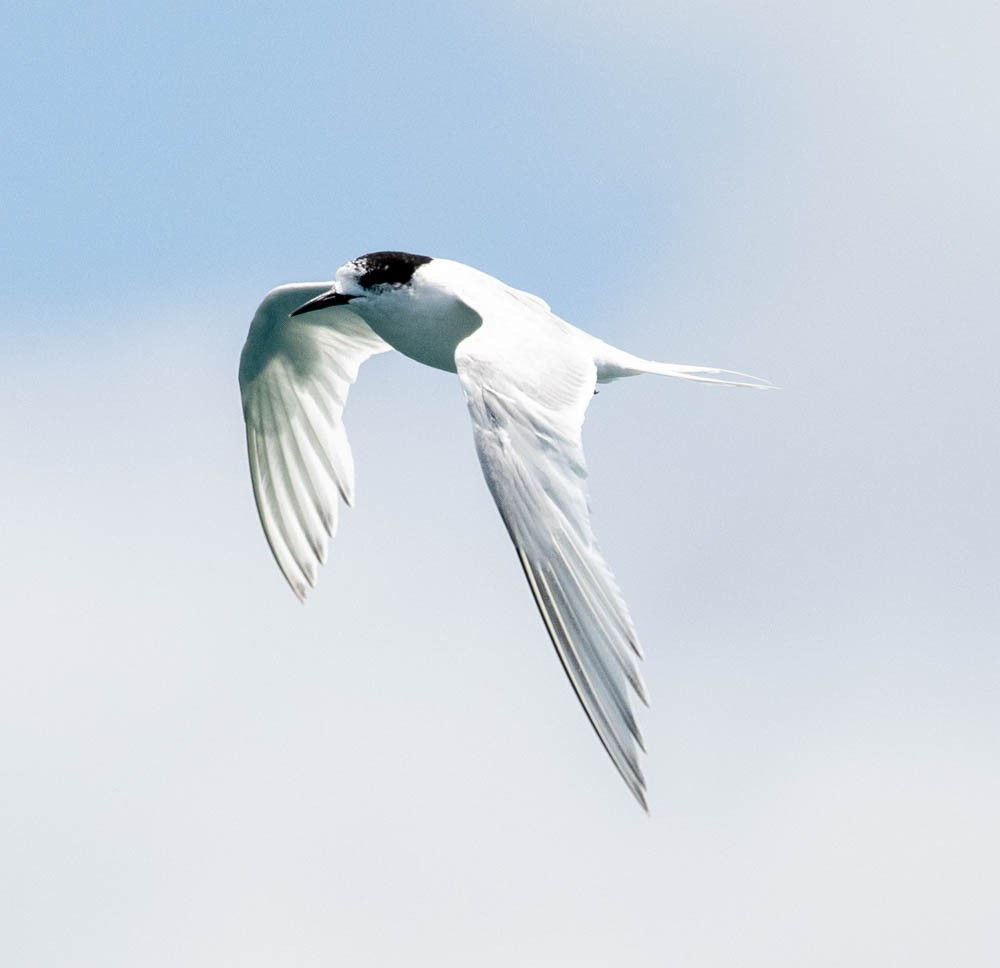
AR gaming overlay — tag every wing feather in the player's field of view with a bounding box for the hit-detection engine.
[239,283,391,598]
[456,335,649,810]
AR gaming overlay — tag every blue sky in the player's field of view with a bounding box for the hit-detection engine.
[3,2,999,965]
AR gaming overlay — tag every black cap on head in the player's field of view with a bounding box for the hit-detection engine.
[355,251,432,289]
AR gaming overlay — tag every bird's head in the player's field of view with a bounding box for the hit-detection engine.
[290,251,433,318]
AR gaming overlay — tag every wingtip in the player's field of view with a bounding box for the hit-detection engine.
[622,758,649,812]
[285,571,313,603]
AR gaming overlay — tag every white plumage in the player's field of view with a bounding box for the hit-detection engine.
[239,252,770,809]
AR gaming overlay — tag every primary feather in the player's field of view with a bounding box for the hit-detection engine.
[239,283,390,599]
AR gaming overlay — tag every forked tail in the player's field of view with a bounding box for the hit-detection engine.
[592,339,774,389]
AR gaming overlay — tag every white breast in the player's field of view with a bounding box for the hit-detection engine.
[354,276,484,373]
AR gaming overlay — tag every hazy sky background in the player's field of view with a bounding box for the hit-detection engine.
[3,2,998,965]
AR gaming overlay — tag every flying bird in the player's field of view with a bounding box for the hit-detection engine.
[238,251,770,809]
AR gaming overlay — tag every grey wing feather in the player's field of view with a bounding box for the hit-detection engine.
[238,283,391,599]
[456,362,649,810]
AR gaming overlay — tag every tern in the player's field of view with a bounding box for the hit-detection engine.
[238,251,770,809]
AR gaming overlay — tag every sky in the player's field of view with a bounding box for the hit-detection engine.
[2,1,999,965]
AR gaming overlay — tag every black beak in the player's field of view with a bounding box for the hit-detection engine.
[290,289,355,317]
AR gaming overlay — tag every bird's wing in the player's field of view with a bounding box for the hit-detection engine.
[238,283,392,599]
[455,322,649,809]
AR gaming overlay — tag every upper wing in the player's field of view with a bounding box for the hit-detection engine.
[238,283,392,599]
[455,323,650,810]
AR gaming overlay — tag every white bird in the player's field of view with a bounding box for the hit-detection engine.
[238,251,770,809]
